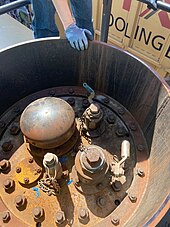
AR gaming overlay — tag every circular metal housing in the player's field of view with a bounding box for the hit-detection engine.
[20,97,75,149]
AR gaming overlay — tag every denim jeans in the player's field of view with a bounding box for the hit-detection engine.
[31,0,94,38]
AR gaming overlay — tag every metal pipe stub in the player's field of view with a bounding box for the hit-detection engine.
[72,145,110,194]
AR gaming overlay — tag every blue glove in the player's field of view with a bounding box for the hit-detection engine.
[65,23,94,51]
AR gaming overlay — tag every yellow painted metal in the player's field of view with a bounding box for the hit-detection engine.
[93,0,170,77]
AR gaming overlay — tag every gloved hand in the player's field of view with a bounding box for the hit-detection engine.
[144,0,157,10]
[65,23,94,51]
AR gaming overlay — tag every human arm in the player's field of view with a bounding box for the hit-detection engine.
[51,0,93,51]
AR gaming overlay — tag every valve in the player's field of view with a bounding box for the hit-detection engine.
[112,140,130,179]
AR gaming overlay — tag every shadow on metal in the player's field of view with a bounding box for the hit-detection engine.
[0,39,169,226]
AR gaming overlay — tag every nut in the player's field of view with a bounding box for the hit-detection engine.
[3,178,14,190]
[55,211,65,224]
[129,194,137,203]
[97,197,106,207]
[82,99,89,107]
[137,144,145,152]
[78,208,88,220]
[29,157,34,163]
[32,207,44,219]
[107,114,116,124]
[111,217,120,225]
[15,195,26,208]
[112,181,122,192]
[10,125,20,135]
[118,107,125,115]
[1,211,10,222]
[68,88,74,94]
[16,167,21,173]
[103,97,110,103]
[24,177,29,184]
[67,97,75,106]
[49,89,55,96]
[137,169,145,177]
[89,103,100,114]
[2,141,13,152]
[0,160,10,172]
[129,122,137,131]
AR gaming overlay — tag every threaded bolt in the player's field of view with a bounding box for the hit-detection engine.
[79,208,88,220]
[118,107,125,115]
[137,169,145,177]
[97,197,106,207]
[67,97,75,106]
[129,122,137,131]
[1,211,10,222]
[82,99,89,108]
[15,195,26,208]
[24,177,29,184]
[29,157,34,163]
[32,207,44,220]
[129,194,137,203]
[107,114,116,124]
[103,97,110,103]
[16,167,21,173]
[0,160,10,172]
[10,125,20,135]
[3,179,14,190]
[2,141,13,152]
[111,217,120,225]
[55,211,65,224]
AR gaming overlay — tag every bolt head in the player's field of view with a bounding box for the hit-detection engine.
[10,125,20,135]
[107,114,116,124]
[97,197,106,207]
[82,99,89,108]
[137,169,145,177]
[86,149,101,163]
[129,194,137,203]
[79,208,88,220]
[15,195,25,208]
[0,160,10,171]
[89,103,100,114]
[55,211,65,224]
[33,207,44,219]
[24,177,29,184]
[111,217,120,225]
[118,107,125,115]
[29,157,34,163]
[1,211,10,222]
[129,122,137,131]
[16,167,21,173]
[2,141,13,152]
[3,179,14,190]
[112,181,122,192]
[67,97,75,106]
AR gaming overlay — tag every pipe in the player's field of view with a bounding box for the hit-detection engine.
[0,0,30,15]
[100,0,112,42]
[139,0,170,12]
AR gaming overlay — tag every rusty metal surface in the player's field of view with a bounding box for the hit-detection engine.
[0,39,169,226]
[0,86,148,226]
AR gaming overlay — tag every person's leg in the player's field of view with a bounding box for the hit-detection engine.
[31,0,59,38]
[70,0,94,36]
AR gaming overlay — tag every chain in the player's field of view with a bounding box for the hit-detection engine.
[78,116,91,144]
[38,177,61,196]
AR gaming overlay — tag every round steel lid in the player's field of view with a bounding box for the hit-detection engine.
[20,97,75,149]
